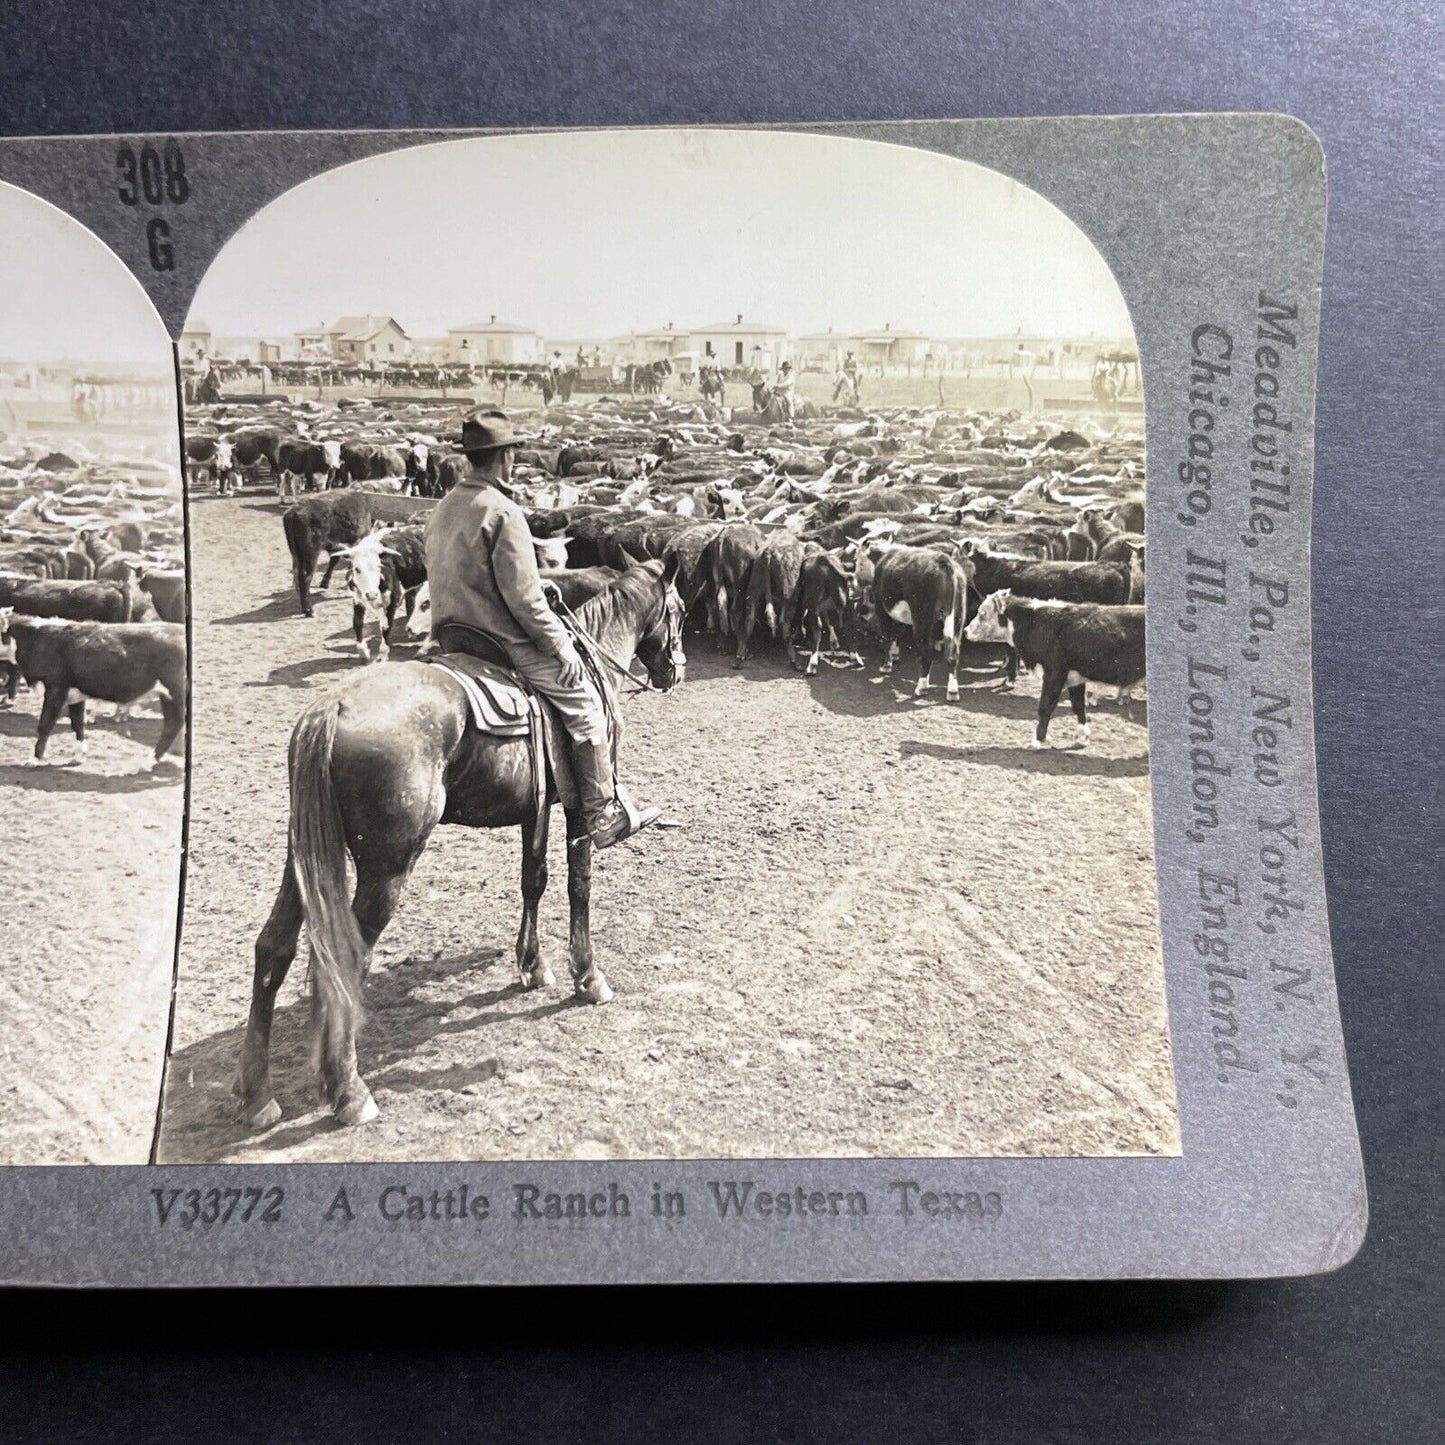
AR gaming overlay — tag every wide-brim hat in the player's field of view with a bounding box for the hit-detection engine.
[457,408,518,451]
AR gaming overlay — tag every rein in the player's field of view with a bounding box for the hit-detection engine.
[554,587,678,698]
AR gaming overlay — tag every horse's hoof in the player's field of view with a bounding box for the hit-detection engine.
[520,964,556,991]
[335,1090,380,1127]
[239,1097,282,1129]
[576,974,614,1005]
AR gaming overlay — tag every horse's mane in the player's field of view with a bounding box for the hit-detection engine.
[575,560,665,639]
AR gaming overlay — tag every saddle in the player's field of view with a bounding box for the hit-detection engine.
[425,651,580,814]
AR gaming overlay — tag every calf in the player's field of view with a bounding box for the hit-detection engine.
[870,544,973,700]
[185,436,237,494]
[281,490,434,615]
[792,547,865,674]
[0,610,186,764]
[735,530,811,668]
[697,523,767,646]
[964,590,1145,747]
[139,569,187,623]
[339,525,428,662]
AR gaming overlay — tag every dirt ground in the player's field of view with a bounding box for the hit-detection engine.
[158,486,1178,1164]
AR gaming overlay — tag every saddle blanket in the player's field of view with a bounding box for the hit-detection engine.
[425,652,581,811]
[426,653,531,736]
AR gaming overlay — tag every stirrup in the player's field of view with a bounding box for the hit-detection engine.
[589,785,663,849]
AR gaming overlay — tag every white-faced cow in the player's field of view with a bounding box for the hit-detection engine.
[964,590,1145,748]
[338,525,428,662]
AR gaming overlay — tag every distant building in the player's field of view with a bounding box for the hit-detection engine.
[796,329,850,371]
[610,323,692,363]
[445,316,540,365]
[689,315,791,370]
[848,324,930,371]
[293,315,412,364]
[179,320,213,362]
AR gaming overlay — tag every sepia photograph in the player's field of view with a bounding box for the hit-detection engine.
[155,128,1173,1164]
[0,181,186,1165]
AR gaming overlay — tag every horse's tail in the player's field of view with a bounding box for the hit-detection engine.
[288,699,367,1068]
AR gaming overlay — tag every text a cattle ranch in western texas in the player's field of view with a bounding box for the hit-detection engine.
[159,368,1175,1164]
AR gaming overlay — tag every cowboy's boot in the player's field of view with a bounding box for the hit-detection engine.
[571,739,662,849]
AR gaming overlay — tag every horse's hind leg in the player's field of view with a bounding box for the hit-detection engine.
[235,856,304,1127]
[565,807,612,1004]
[516,811,555,991]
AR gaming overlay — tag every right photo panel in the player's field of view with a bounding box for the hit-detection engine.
[157,128,1175,1165]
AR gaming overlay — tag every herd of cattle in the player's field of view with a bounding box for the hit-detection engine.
[0,441,186,766]
[187,390,1148,749]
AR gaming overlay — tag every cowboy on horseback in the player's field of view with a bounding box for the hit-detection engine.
[424,408,664,849]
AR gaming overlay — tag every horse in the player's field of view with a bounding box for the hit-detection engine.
[234,557,687,1131]
[699,366,727,406]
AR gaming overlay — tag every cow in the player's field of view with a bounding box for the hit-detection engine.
[338,441,409,490]
[735,531,812,668]
[697,523,768,645]
[139,569,187,623]
[0,575,134,623]
[185,436,238,494]
[281,490,434,615]
[869,544,972,700]
[958,543,1135,608]
[277,438,340,498]
[0,610,186,765]
[659,520,725,624]
[964,591,1146,747]
[791,547,867,674]
[78,528,143,584]
[954,543,1135,685]
[226,428,284,488]
[338,525,428,662]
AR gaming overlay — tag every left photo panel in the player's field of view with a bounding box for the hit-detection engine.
[0,182,185,1164]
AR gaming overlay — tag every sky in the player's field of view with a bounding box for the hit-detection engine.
[191,129,1136,343]
[0,181,171,365]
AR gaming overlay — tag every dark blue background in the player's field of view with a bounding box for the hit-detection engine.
[4,2,1441,1439]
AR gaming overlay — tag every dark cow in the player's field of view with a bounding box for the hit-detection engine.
[139,569,187,623]
[1110,498,1145,534]
[964,591,1146,747]
[226,428,284,488]
[556,444,606,477]
[338,441,408,490]
[659,520,725,623]
[277,438,340,498]
[0,611,186,764]
[735,531,812,668]
[281,490,435,615]
[789,546,869,675]
[697,523,768,644]
[107,521,147,554]
[958,544,1135,608]
[869,544,972,700]
[0,575,134,623]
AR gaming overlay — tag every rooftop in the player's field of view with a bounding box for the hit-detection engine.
[449,316,538,335]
